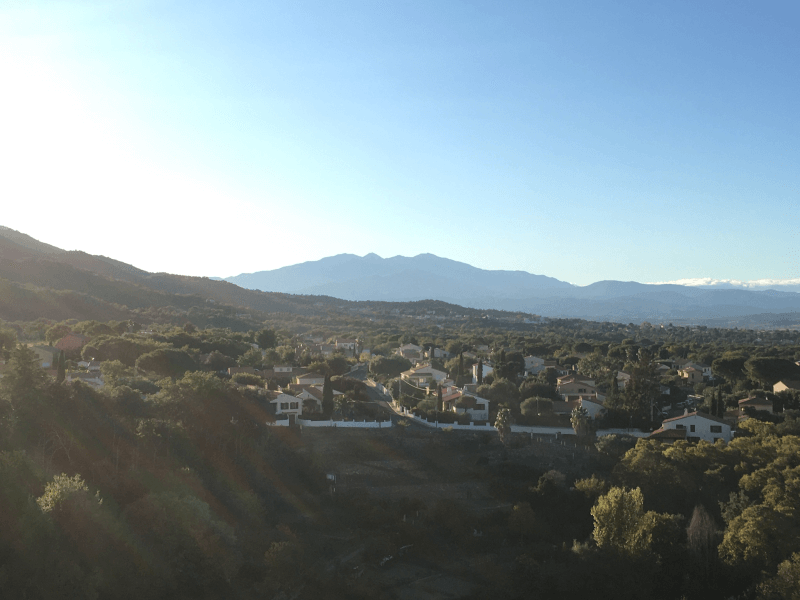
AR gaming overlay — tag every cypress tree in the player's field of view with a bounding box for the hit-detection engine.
[56,350,66,384]
[457,352,464,387]
[322,374,334,417]
[477,359,483,385]
[437,384,443,413]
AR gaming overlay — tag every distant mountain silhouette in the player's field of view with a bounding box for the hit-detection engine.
[226,253,574,301]
[1,227,799,325]
[225,253,800,322]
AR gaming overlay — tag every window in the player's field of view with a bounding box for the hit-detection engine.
[690,425,695,432]
[710,426,722,433]
[280,402,289,410]
[290,402,298,409]
[676,424,686,430]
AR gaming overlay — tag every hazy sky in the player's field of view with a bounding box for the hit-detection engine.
[2,1,798,286]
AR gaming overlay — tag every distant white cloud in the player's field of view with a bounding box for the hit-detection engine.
[649,277,800,288]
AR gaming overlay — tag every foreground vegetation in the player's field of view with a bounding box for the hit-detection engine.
[1,313,800,598]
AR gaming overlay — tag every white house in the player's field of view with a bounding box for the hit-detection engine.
[295,372,325,386]
[453,394,490,421]
[616,371,631,389]
[401,365,448,387]
[653,411,732,443]
[336,339,358,356]
[580,397,606,419]
[524,356,545,375]
[551,397,605,420]
[270,393,302,423]
[395,343,423,361]
[471,362,493,383]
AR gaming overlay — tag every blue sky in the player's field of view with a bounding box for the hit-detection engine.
[1,1,798,286]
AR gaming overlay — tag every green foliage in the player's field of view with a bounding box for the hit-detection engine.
[369,354,412,378]
[745,357,800,387]
[719,504,800,572]
[82,335,159,366]
[620,349,659,418]
[595,434,638,459]
[494,407,512,446]
[255,328,277,349]
[37,473,94,513]
[100,359,134,384]
[520,396,553,416]
[237,347,264,368]
[574,474,609,499]
[135,348,196,378]
[591,486,675,560]
[1,344,48,407]
[757,552,800,600]
[571,405,594,440]
[509,502,537,543]
[55,349,66,383]
[484,378,520,406]
[231,372,263,386]
[45,323,72,345]
[201,350,237,372]
[322,374,333,417]
[713,354,748,381]
[0,323,17,355]
[519,378,559,401]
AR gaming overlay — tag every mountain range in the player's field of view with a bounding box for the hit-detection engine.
[1,226,798,327]
[224,253,800,324]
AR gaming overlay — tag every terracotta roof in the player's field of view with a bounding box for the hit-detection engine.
[649,428,687,440]
[442,391,462,403]
[55,333,90,351]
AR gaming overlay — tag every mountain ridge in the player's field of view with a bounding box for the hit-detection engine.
[223,252,800,322]
[1,226,799,326]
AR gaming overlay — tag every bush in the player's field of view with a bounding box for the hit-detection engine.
[231,372,263,387]
[595,434,638,458]
[520,397,553,416]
